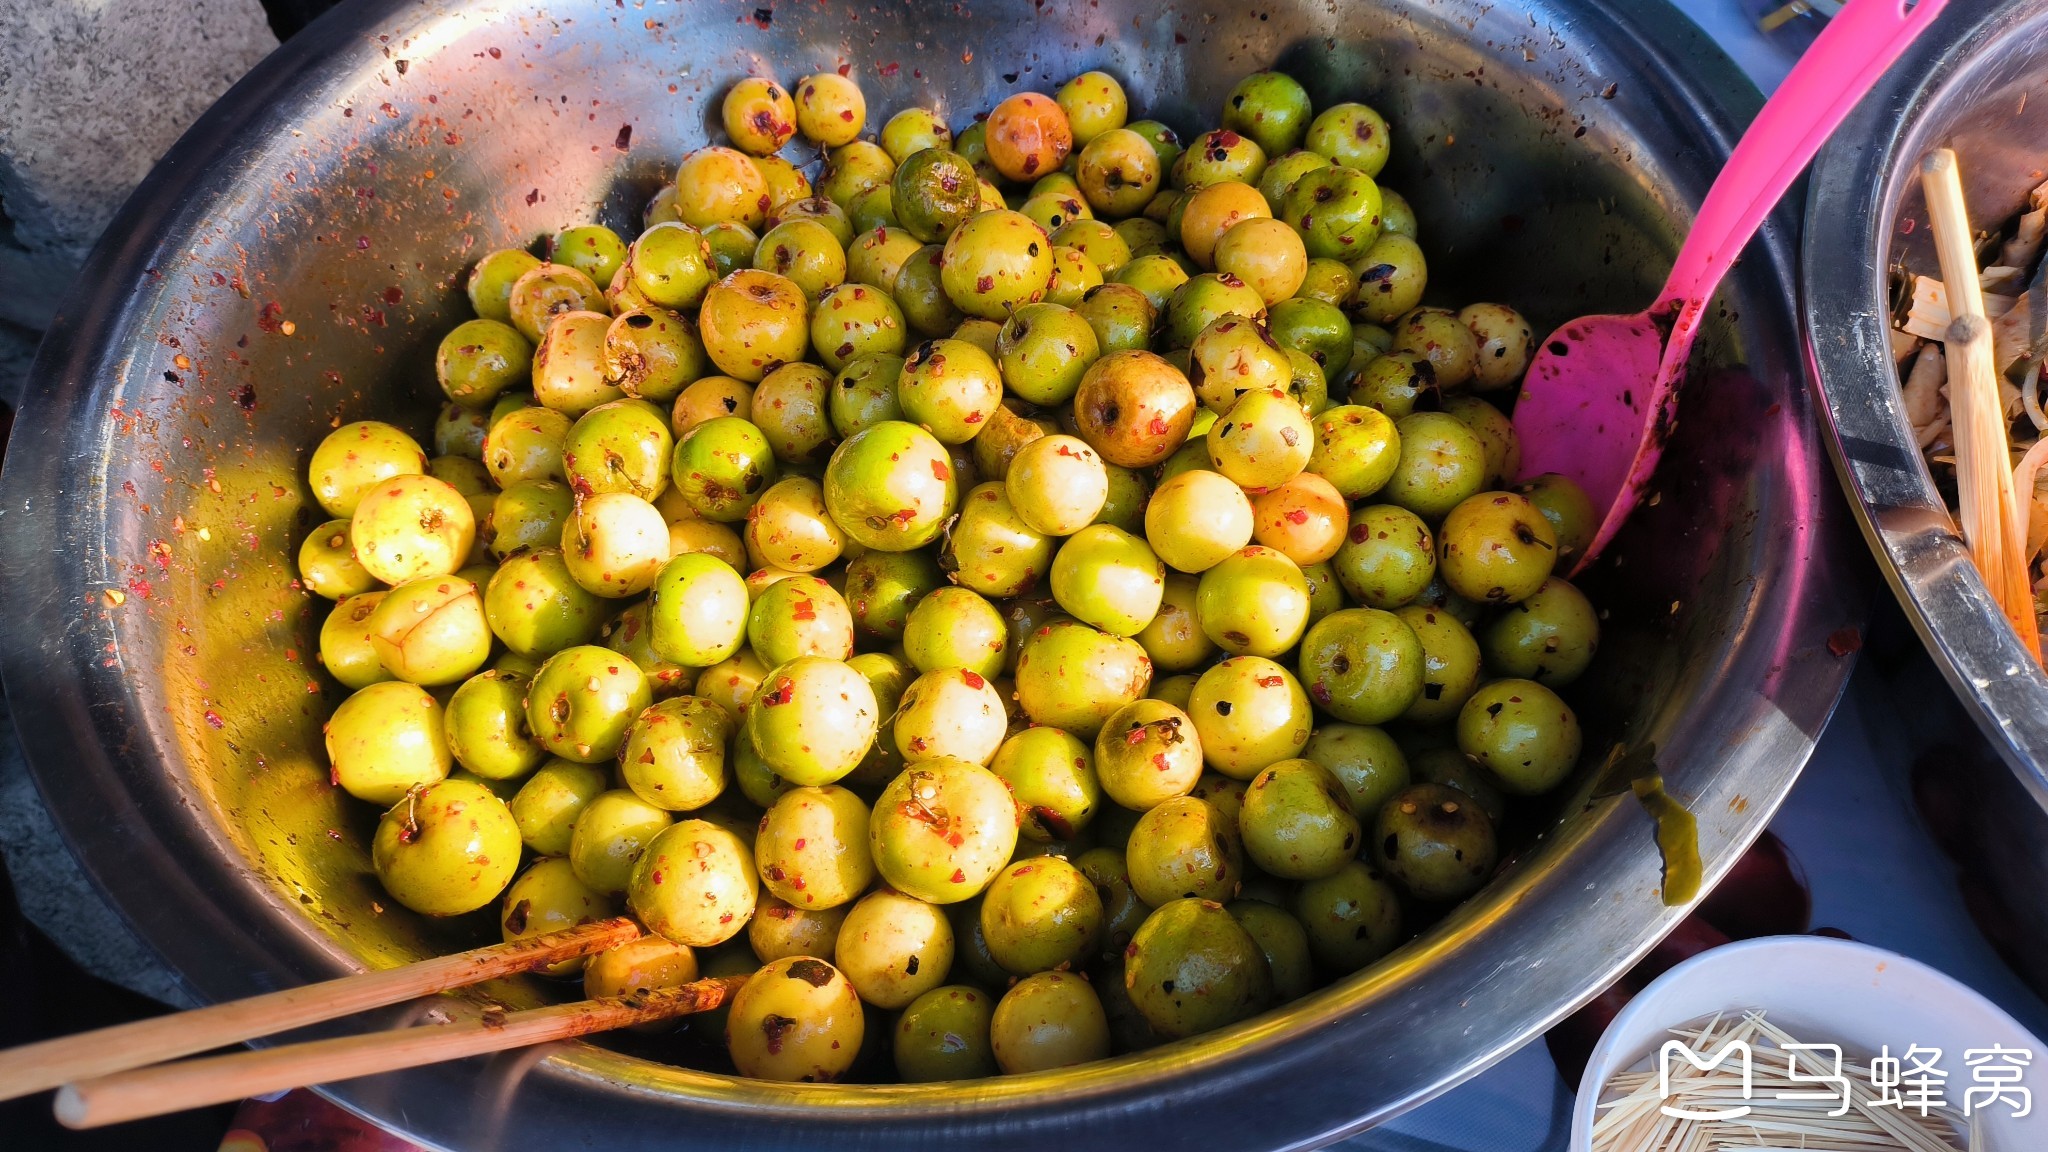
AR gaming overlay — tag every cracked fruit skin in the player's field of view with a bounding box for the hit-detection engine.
[822,420,960,551]
[869,757,1020,903]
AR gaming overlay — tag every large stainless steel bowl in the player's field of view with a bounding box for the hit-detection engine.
[1803,0,2048,993]
[0,1,1861,1147]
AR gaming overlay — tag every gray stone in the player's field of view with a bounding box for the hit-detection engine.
[0,0,279,262]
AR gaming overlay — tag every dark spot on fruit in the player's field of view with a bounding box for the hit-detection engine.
[762,1013,797,1053]
[1215,700,1233,716]
[786,958,836,987]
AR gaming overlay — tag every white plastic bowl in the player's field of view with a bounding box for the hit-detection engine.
[1570,936,2046,1149]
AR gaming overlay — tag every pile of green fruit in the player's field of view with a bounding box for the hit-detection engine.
[303,61,1602,1085]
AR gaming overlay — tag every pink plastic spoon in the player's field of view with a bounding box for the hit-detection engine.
[1512,0,1947,573]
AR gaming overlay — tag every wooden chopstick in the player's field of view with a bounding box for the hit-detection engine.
[0,916,640,1103]
[53,975,747,1129]
[1922,148,2044,657]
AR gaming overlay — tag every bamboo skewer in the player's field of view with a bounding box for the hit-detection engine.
[0,916,640,1103]
[1921,148,2043,659]
[53,975,747,1130]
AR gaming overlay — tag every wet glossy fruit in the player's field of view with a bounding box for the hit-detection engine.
[870,758,1020,903]
[1049,524,1164,637]
[1307,404,1400,501]
[437,319,534,409]
[1391,306,1479,391]
[985,92,1075,182]
[1372,782,1496,902]
[991,726,1100,841]
[1338,224,1421,318]
[1124,898,1270,1038]
[1297,606,1422,724]
[584,934,701,1011]
[891,148,982,243]
[723,76,797,154]
[1188,656,1312,779]
[669,413,775,520]
[1305,102,1392,176]
[1514,472,1599,571]
[836,551,938,648]
[566,788,673,894]
[1481,576,1598,687]
[1456,678,1581,795]
[1013,619,1152,739]
[1301,724,1410,820]
[895,985,998,1081]
[1071,350,1198,469]
[894,668,1008,766]
[795,72,867,147]
[1227,899,1313,1002]
[1279,166,1383,261]
[1459,302,1535,392]
[320,593,393,690]
[753,219,847,303]
[499,856,611,974]
[371,778,521,917]
[745,656,879,786]
[629,819,757,946]
[618,695,732,812]
[897,337,1003,443]
[900,587,1007,680]
[1195,545,1309,658]
[325,681,452,805]
[727,957,865,1081]
[350,474,476,586]
[1250,473,1347,566]
[1238,758,1360,880]
[1142,469,1252,576]
[990,970,1110,1073]
[810,283,906,373]
[1207,388,1312,490]
[674,147,774,230]
[1126,796,1242,906]
[561,491,670,598]
[507,263,605,344]
[755,785,874,908]
[1292,860,1402,973]
[1223,71,1312,157]
[562,399,673,502]
[525,644,653,763]
[748,896,847,965]
[1188,314,1291,414]
[1381,412,1486,522]
[823,421,960,551]
[468,248,544,323]
[980,856,1103,975]
[699,269,810,382]
[1393,605,1482,726]
[483,548,605,658]
[1436,491,1558,604]
[940,209,1055,320]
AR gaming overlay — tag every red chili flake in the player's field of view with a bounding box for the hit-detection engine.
[1826,627,1862,657]
[964,410,984,423]
[1309,682,1333,705]
[203,709,225,729]
[256,301,287,333]
[1147,415,1169,435]
[614,124,633,151]
[793,838,806,850]
[791,599,817,621]
[1285,508,1309,524]
[879,62,900,77]
[976,275,995,292]
[930,459,951,480]
[762,677,795,706]
[1256,675,1283,687]
[1349,522,1371,543]
[950,868,967,884]
[127,576,155,600]
[961,670,986,689]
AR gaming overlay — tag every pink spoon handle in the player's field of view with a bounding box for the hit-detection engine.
[1657,0,1948,309]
